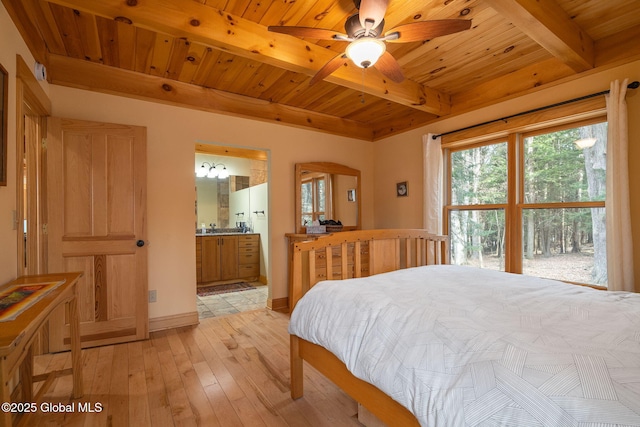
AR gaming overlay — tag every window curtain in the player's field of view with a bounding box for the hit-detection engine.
[605,78,634,292]
[325,173,334,220]
[423,134,443,234]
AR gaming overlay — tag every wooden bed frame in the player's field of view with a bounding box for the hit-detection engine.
[289,229,449,426]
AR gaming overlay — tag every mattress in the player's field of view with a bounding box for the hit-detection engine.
[289,265,640,426]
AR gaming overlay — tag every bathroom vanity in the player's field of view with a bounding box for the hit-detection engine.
[196,232,260,284]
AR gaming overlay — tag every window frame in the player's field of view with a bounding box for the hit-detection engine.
[300,174,326,224]
[444,115,607,286]
[444,137,513,271]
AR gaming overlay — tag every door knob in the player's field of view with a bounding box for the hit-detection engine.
[136,240,145,247]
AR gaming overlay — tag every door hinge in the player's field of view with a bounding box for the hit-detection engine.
[42,223,48,235]
[41,138,47,149]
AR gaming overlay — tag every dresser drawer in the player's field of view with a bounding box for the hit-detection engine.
[239,246,258,255]
[239,251,260,265]
[239,241,260,250]
[238,234,259,247]
[239,264,260,278]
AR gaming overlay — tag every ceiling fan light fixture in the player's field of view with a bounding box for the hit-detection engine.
[346,38,386,68]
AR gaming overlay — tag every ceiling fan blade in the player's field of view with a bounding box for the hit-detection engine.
[268,26,348,41]
[375,51,404,83]
[385,19,472,43]
[358,0,389,30]
[310,54,349,85]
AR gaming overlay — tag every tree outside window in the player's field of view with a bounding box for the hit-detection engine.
[446,120,608,287]
[449,142,507,271]
[301,175,326,225]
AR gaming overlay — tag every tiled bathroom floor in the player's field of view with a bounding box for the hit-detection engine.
[196,283,268,319]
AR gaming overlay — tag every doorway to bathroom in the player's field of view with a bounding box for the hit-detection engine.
[194,143,270,319]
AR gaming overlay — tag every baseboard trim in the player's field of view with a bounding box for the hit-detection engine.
[268,297,289,313]
[149,311,199,332]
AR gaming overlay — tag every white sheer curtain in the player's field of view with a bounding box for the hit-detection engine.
[423,134,443,234]
[325,173,333,221]
[605,78,634,292]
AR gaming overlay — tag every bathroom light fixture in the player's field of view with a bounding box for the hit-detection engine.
[345,38,386,68]
[574,138,596,149]
[196,162,229,179]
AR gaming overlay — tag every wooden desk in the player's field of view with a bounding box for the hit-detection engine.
[0,272,83,427]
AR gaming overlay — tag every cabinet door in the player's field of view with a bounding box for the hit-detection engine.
[201,237,221,282]
[220,236,238,280]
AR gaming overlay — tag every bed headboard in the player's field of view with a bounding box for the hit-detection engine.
[290,229,449,311]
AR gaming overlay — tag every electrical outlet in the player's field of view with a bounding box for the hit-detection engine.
[148,290,157,303]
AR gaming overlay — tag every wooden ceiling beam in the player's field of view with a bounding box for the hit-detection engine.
[42,0,451,116]
[195,144,268,161]
[48,54,375,141]
[595,24,640,67]
[1,0,49,64]
[484,0,594,72]
[451,25,640,115]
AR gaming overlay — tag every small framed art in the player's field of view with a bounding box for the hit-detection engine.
[396,181,408,197]
[347,188,356,202]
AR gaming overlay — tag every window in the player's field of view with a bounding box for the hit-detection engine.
[446,119,608,287]
[301,174,327,225]
[449,142,507,271]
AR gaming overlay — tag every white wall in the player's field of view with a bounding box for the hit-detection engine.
[229,186,250,229]
[49,85,375,319]
[333,175,358,227]
[0,0,375,315]
[196,177,218,228]
[249,182,269,287]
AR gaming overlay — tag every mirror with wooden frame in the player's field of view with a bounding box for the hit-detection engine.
[295,162,361,233]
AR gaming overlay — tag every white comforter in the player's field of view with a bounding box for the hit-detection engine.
[289,265,640,426]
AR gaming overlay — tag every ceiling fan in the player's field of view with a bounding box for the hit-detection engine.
[268,0,472,85]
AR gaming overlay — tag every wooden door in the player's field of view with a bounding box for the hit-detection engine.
[46,117,147,351]
[220,236,238,280]
[201,236,221,282]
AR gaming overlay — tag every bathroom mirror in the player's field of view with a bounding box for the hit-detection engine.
[195,149,267,231]
[196,175,250,228]
[295,162,361,233]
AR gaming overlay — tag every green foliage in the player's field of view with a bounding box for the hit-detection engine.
[450,143,507,264]
[451,143,507,205]
[449,123,607,283]
[524,128,591,204]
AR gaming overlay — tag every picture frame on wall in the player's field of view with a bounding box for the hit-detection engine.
[396,181,408,197]
[0,63,7,186]
[347,188,356,202]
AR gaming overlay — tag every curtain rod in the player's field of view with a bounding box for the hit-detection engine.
[432,80,640,140]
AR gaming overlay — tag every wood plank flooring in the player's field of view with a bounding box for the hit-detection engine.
[25,310,364,426]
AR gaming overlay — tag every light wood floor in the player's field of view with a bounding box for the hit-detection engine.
[26,309,363,427]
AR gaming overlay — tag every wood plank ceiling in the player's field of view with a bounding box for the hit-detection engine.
[4,0,640,140]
